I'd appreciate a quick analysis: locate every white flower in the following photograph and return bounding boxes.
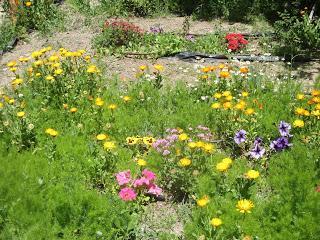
[28,123,34,130]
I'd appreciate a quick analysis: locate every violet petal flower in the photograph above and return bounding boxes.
[234,130,247,145]
[278,121,292,137]
[250,144,265,159]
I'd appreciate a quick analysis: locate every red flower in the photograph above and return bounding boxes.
[226,33,248,52]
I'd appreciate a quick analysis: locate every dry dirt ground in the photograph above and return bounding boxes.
[1,3,319,87]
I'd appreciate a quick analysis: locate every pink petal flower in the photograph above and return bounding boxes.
[142,169,156,181]
[133,177,150,188]
[119,187,137,201]
[147,184,163,196]
[116,170,131,186]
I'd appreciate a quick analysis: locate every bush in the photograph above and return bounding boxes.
[1,0,62,33]
[274,12,320,57]
[0,20,16,52]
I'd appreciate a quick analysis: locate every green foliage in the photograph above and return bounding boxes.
[0,20,16,52]
[2,0,63,33]
[94,28,226,57]
[274,12,320,57]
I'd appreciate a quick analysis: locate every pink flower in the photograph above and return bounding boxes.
[119,187,137,201]
[133,177,150,188]
[116,170,131,186]
[142,169,156,181]
[147,184,163,196]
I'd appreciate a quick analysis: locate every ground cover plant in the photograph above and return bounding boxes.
[0,46,319,239]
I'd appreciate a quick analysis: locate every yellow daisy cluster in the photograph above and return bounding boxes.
[211,90,257,115]
[294,89,320,121]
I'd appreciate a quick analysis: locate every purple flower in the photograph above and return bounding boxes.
[150,25,163,34]
[234,130,247,145]
[278,121,292,137]
[250,144,265,159]
[270,137,292,151]
[254,137,263,146]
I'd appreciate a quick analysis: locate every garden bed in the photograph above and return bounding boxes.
[0,46,319,239]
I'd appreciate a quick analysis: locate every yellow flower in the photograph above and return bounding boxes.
[236,199,254,214]
[54,69,63,75]
[211,102,221,109]
[143,137,155,146]
[210,218,222,228]
[19,57,29,62]
[296,94,305,100]
[45,128,58,137]
[96,134,108,141]
[201,67,210,73]
[244,108,255,115]
[225,95,233,101]
[223,101,232,109]
[95,97,104,107]
[87,65,99,73]
[154,64,164,72]
[139,65,147,71]
[295,107,305,115]
[219,71,230,78]
[241,91,249,97]
[203,143,215,153]
[303,109,310,116]
[48,55,59,62]
[17,111,25,118]
[187,142,197,149]
[293,119,304,128]
[103,141,116,150]
[235,101,246,110]
[213,93,222,99]
[178,133,188,141]
[8,99,15,104]
[311,110,320,117]
[33,60,43,67]
[9,67,17,72]
[63,103,68,109]
[216,161,230,172]
[222,91,231,97]
[245,170,260,179]
[108,104,117,110]
[222,157,232,166]
[240,67,249,74]
[197,195,209,207]
[123,96,131,102]
[312,97,320,103]
[11,78,23,86]
[218,63,225,69]
[46,75,54,81]
[31,51,42,59]
[0,102,3,108]
[179,158,191,167]
[7,61,17,67]
[84,55,91,61]
[311,89,320,96]
[196,141,205,148]
[70,107,77,113]
[316,104,320,110]
[126,137,138,145]
[137,159,147,166]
